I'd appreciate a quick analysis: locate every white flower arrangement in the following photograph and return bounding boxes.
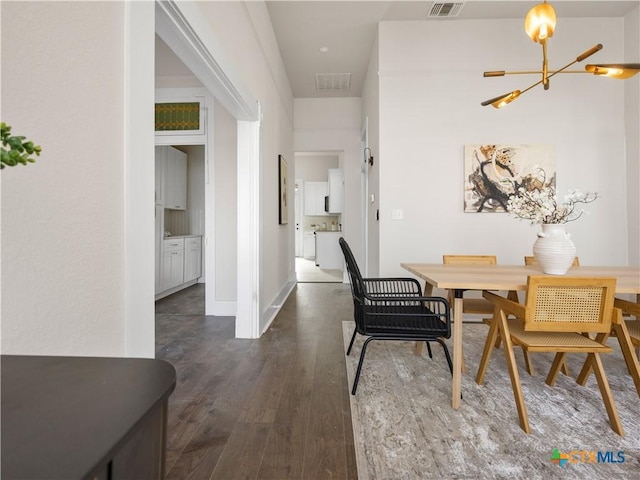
[506,168,599,225]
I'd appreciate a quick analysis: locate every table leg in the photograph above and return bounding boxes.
[413,282,434,356]
[452,290,463,409]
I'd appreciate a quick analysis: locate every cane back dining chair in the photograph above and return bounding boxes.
[340,237,453,395]
[575,297,640,398]
[524,256,580,267]
[475,276,623,436]
[442,255,500,319]
[521,256,579,377]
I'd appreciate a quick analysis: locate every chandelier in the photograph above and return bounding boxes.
[481,1,640,108]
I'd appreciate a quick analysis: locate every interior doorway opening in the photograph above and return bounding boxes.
[154,144,206,301]
[294,151,344,283]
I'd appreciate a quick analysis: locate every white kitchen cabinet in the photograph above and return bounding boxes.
[184,236,202,282]
[155,206,164,294]
[165,147,187,210]
[161,238,184,291]
[155,146,187,210]
[327,168,344,213]
[304,181,328,216]
[155,146,166,206]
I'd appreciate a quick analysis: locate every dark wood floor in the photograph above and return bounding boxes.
[155,283,358,480]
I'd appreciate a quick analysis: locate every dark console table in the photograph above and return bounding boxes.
[1,355,176,479]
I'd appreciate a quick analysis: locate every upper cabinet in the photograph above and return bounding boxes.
[304,181,328,216]
[155,146,166,206]
[156,146,187,210]
[327,168,343,214]
[166,147,187,210]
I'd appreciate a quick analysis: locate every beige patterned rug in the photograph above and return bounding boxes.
[343,322,640,479]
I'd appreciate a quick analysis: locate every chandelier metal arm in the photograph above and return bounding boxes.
[481,44,604,108]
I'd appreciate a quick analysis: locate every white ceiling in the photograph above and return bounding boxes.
[156,1,640,99]
[266,0,640,98]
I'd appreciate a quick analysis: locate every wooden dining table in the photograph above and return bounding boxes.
[400,263,640,409]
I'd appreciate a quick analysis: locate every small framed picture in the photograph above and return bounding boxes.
[278,155,288,224]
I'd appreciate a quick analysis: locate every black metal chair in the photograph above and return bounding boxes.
[339,237,453,394]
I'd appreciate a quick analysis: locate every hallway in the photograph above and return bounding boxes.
[295,257,343,283]
[155,283,358,479]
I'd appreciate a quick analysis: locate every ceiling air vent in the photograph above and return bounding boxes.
[315,73,351,92]
[428,2,466,18]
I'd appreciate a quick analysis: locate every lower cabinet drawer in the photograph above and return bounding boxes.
[185,236,201,249]
[163,239,184,252]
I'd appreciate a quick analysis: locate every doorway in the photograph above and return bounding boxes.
[294,152,344,283]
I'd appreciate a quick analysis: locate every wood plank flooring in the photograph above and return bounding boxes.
[155,283,358,479]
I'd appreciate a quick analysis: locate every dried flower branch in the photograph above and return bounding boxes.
[506,168,599,225]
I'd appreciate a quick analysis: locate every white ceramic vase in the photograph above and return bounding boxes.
[532,224,577,275]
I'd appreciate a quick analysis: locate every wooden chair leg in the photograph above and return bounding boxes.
[476,310,501,385]
[576,356,595,386]
[497,312,530,434]
[576,332,609,386]
[545,352,567,386]
[612,323,640,398]
[560,361,570,376]
[483,318,502,348]
[522,349,535,376]
[590,352,624,436]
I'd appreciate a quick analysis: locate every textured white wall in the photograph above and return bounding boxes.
[295,154,339,182]
[1,2,127,355]
[625,6,640,266]
[377,17,632,276]
[361,29,381,277]
[193,1,294,328]
[214,100,238,301]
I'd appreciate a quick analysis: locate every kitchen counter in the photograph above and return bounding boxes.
[315,231,343,269]
[163,234,201,240]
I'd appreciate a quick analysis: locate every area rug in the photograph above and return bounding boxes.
[343,322,640,480]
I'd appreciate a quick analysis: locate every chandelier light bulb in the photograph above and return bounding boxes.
[525,2,556,43]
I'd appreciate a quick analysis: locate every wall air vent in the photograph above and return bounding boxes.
[315,73,351,92]
[427,2,466,18]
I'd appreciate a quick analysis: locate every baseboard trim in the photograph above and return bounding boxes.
[211,300,237,317]
[155,279,198,301]
[260,273,297,335]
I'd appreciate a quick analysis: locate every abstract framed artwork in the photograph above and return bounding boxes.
[463,144,555,213]
[278,155,288,224]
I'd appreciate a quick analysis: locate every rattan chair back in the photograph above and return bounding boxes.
[523,276,616,333]
[524,256,580,266]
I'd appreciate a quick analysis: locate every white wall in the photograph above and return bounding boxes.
[294,98,363,267]
[214,99,238,302]
[361,28,381,276]
[1,2,128,355]
[295,154,339,181]
[377,17,633,276]
[192,1,295,332]
[625,6,640,266]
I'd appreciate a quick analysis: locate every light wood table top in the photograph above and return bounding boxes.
[401,264,640,294]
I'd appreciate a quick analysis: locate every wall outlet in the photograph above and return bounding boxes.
[391,209,403,220]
